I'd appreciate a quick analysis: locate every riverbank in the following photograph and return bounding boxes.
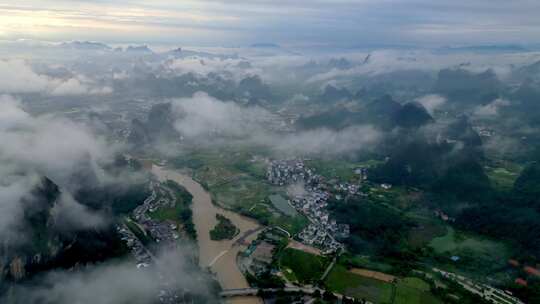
[152,165,262,304]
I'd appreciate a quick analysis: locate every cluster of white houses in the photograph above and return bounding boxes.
[267,159,350,254]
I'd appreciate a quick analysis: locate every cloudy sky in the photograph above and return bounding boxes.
[0,0,539,47]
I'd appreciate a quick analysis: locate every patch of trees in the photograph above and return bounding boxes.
[328,197,411,255]
[209,214,239,241]
[162,180,196,239]
[513,161,540,209]
[370,116,491,203]
[457,161,540,259]
[74,155,151,215]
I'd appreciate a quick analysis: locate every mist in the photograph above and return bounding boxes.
[2,247,218,304]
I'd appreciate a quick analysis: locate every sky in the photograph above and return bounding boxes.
[0,0,539,47]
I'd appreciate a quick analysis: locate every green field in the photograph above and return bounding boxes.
[429,227,506,256]
[181,150,308,234]
[148,202,185,221]
[429,226,510,276]
[304,159,384,182]
[279,248,329,284]
[485,165,522,192]
[210,175,308,234]
[406,212,447,249]
[171,145,270,179]
[345,255,394,273]
[325,265,394,304]
[394,278,441,304]
[211,175,272,209]
[305,159,359,181]
[326,265,442,304]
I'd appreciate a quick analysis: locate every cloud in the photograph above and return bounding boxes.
[0,60,52,93]
[166,56,261,82]
[416,94,446,115]
[0,95,216,303]
[0,60,112,96]
[0,95,114,179]
[171,92,274,138]
[473,98,510,117]
[272,125,380,156]
[0,173,40,243]
[0,95,117,242]
[170,92,380,156]
[50,77,113,96]
[3,0,540,46]
[305,50,538,85]
[3,247,217,304]
[51,193,108,231]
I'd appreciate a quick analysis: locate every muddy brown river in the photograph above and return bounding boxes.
[152,166,262,304]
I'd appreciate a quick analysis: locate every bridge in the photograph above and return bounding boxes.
[220,287,372,303]
[233,226,265,247]
[220,287,315,297]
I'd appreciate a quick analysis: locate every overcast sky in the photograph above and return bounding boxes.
[0,0,539,47]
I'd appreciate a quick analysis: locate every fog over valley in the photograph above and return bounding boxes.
[1,2,540,304]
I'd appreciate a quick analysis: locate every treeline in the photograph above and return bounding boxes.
[457,161,540,260]
[328,196,411,256]
[164,180,196,239]
[209,214,238,241]
[370,115,490,203]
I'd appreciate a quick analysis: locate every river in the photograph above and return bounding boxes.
[152,165,262,304]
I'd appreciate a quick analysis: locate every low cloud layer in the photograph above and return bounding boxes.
[416,94,446,115]
[0,173,40,243]
[3,248,217,304]
[0,60,112,96]
[0,95,116,243]
[473,98,510,117]
[171,92,381,156]
[166,56,261,82]
[272,125,380,156]
[0,95,113,183]
[51,193,108,231]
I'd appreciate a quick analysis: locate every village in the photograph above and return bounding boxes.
[266,159,353,254]
[116,180,188,303]
[132,181,182,245]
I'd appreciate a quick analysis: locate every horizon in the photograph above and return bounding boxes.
[1,1,540,48]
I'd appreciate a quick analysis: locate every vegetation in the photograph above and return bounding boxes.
[429,227,506,258]
[325,265,394,303]
[369,116,492,203]
[485,165,521,192]
[279,248,329,284]
[76,156,151,215]
[124,218,152,245]
[406,214,447,249]
[455,161,540,260]
[394,278,441,304]
[209,214,239,241]
[326,262,442,304]
[148,180,196,239]
[328,196,411,256]
[305,159,363,182]
[168,111,538,302]
[170,146,309,234]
